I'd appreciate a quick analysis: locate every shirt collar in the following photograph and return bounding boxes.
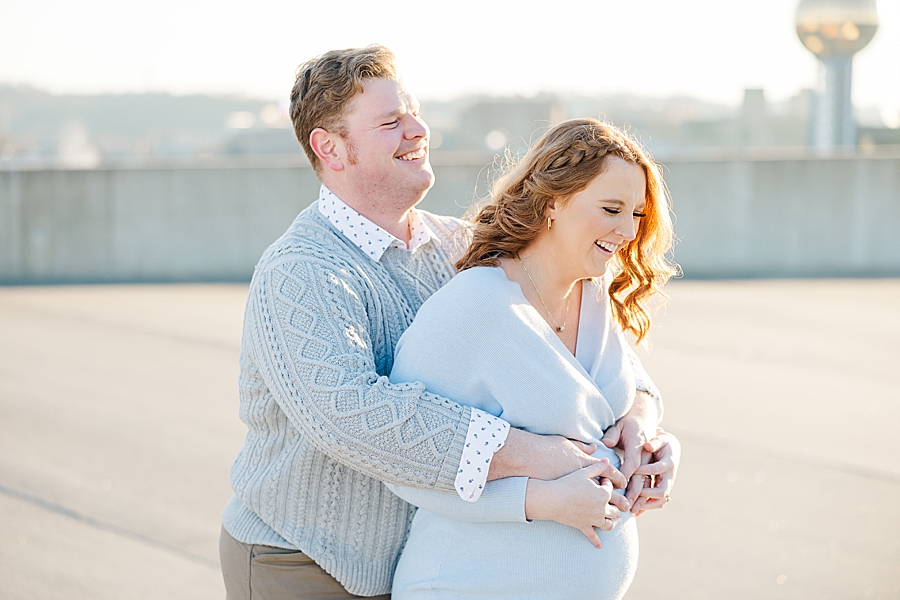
[317,184,439,261]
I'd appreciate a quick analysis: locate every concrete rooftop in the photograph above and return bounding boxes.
[0,279,897,599]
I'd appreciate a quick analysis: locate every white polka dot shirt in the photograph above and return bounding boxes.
[317,185,437,259]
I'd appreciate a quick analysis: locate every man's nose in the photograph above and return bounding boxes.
[404,113,429,140]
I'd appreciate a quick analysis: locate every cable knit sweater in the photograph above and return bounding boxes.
[222,204,473,596]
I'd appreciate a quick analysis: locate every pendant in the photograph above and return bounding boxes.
[557,326,565,332]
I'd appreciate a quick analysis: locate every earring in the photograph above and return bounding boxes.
[547,217,552,231]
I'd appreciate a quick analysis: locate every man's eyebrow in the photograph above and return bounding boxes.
[373,103,419,123]
[373,109,403,122]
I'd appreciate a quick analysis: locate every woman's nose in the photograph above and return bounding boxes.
[616,216,638,242]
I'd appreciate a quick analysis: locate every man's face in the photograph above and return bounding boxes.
[335,78,433,205]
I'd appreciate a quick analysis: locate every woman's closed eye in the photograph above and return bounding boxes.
[603,207,646,218]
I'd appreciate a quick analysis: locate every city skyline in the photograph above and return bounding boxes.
[1,0,899,127]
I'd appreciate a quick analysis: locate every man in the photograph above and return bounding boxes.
[219,45,675,599]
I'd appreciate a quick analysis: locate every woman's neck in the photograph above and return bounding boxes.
[515,237,581,302]
[500,243,584,352]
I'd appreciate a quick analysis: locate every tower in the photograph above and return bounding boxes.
[796,0,879,149]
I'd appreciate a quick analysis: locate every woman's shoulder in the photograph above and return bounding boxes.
[396,267,518,368]
[441,266,515,297]
[415,267,517,323]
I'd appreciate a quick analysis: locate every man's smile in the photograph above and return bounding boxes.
[396,146,427,161]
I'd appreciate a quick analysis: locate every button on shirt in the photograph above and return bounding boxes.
[317,184,508,502]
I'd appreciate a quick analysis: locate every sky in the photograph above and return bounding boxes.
[1,0,899,125]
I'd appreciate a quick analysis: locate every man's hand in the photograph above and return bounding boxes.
[487,428,601,481]
[630,429,680,515]
[524,459,630,549]
[600,390,659,480]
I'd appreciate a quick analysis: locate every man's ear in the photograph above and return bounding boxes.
[310,128,344,172]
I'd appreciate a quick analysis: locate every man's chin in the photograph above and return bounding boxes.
[412,166,435,193]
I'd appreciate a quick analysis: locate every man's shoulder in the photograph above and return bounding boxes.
[416,210,467,239]
[416,210,470,263]
[253,204,361,277]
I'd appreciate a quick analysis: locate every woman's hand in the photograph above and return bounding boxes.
[630,429,680,515]
[524,459,630,549]
[600,391,659,480]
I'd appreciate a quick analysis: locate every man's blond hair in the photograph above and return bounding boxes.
[290,45,398,173]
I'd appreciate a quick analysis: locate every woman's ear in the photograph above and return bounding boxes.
[546,198,559,221]
[310,128,344,172]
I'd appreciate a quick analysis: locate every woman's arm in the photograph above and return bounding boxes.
[631,428,681,515]
[600,390,660,480]
[385,477,529,523]
[525,462,631,549]
[387,459,629,548]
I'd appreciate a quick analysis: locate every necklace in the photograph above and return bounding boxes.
[519,256,570,333]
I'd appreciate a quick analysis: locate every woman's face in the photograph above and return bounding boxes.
[547,156,647,281]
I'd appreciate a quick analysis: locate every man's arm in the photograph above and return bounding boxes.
[487,429,604,481]
[247,258,470,491]
[250,251,620,494]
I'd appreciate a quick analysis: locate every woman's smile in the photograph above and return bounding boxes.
[546,156,647,282]
[595,240,619,255]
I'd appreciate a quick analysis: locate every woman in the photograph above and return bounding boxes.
[387,118,677,599]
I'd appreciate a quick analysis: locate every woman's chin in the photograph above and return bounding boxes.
[587,260,610,279]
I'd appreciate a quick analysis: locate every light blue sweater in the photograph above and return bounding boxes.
[388,266,650,600]
[222,206,475,596]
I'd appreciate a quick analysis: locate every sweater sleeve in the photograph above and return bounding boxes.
[384,478,529,523]
[246,256,470,492]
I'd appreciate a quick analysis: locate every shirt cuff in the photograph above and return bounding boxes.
[455,409,510,502]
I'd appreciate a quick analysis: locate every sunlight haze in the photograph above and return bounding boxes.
[1,0,898,124]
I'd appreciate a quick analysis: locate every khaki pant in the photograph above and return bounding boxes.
[219,526,391,600]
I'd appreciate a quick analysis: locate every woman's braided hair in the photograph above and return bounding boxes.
[455,118,677,343]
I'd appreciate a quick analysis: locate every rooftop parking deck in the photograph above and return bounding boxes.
[0,279,897,599]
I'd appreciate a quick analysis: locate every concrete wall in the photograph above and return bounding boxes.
[1,153,898,283]
[0,164,315,283]
[663,154,900,277]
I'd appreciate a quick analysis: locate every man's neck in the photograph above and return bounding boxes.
[356,204,413,243]
[323,180,422,243]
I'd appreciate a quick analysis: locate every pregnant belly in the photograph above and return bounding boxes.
[392,511,638,600]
